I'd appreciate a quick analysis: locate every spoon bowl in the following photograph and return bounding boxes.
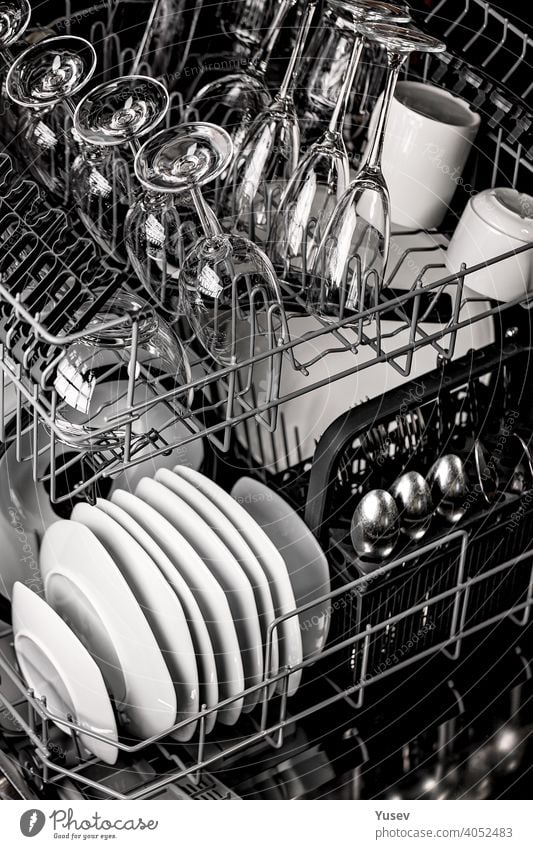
[427,454,468,524]
[351,489,400,560]
[391,471,433,540]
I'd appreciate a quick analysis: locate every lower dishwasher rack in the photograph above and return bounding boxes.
[0,345,532,800]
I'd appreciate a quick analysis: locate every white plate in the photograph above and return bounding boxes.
[174,467,303,697]
[138,477,255,715]
[170,466,280,689]
[100,494,218,734]
[231,478,330,658]
[155,469,267,709]
[113,486,244,725]
[71,502,199,742]
[40,520,177,739]
[12,582,118,765]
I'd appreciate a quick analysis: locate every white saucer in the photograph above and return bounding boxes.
[12,582,118,765]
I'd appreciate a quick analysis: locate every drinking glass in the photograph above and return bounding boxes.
[269,0,409,279]
[131,123,289,377]
[307,23,445,325]
[186,0,296,160]
[222,0,318,245]
[6,35,97,199]
[71,76,169,259]
[52,290,192,452]
[129,0,205,78]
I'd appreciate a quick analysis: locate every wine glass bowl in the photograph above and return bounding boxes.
[6,35,97,198]
[223,0,318,243]
[270,0,409,281]
[53,291,192,452]
[307,22,445,326]
[0,0,31,48]
[73,76,170,147]
[72,76,170,258]
[179,230,284,366]
[187,0,296,161]
[126,123,234,316]
[6,35,97,106]
[134,122,233,191]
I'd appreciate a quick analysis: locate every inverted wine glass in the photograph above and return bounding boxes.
[307,23,445,325]
[72,76,169,259]
[222,0,318,245]
[6,35,97,199]
[187,0,296,161]
[269,0,410,280]
[131,123,289,378]
[0,0,30,133]
[218,0,285,54]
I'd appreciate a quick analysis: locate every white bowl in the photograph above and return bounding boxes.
[446,188,533,301]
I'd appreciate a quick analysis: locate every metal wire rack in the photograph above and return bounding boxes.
[0,0,532,801]
[1,345,533,798]
[0,0,531,496]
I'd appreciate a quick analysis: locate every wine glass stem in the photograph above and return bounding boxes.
[277,0,318,103]
[364,51,406,171]
[190,186,222,239]
[131,0,163,73]
[327,34,365,138]
[128,137,142,158]
[248,0,296,79]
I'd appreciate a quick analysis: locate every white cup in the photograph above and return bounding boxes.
[368,81,481,229]
[446,188,533,302]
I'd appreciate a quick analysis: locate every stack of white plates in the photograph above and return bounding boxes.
[12,468,330,761]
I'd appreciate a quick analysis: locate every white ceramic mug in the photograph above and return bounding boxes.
[446,188,533,302]
[368,81,481,228]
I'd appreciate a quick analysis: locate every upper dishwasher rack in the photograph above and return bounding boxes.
[0,3,532,501]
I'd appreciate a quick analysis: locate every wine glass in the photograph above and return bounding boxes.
[52,290,192,452]
[0,0,30,63]
[71,76,169,259]
[129,0,205,78]
[186,0,296,161]
[125,122,221,317]
[218,0,285,54]
[131,123,289,367]
[222,0,318,245]
[0,0,30,134]
[269,0,410,280]
[6,35,97,199]
[297,0,408,142]
[307,23,445,325]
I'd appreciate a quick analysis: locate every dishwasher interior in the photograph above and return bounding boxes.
[0,0,532,801]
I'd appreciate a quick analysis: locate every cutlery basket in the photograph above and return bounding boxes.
[300,343,533,696]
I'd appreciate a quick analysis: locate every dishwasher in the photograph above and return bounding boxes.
[0,0,531,802]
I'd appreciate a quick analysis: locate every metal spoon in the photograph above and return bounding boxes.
[391,471,433,540]
[351,489,400,561]
[427,454,469,524]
